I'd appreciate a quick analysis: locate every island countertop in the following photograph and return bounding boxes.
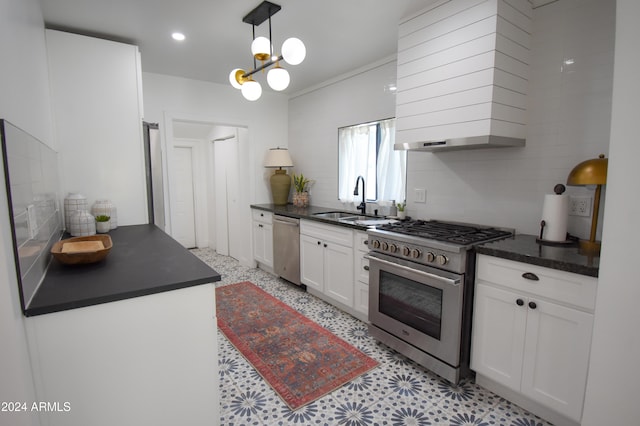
[25,224,221,316]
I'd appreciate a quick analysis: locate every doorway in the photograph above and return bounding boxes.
[163,115,249,263]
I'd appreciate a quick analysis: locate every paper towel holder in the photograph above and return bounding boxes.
[536,183,575,246]
[566,154,608,254]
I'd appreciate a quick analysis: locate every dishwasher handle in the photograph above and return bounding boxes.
[274,216,300,227]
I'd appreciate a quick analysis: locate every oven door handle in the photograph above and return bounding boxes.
[365,255,461,287]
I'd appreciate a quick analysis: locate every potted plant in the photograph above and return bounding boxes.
[95,215,111,233]
[397,202,406,220]
[292,173,312,207]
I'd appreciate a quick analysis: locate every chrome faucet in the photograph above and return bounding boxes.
[353,176,366,215]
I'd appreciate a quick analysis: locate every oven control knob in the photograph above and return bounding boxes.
[436,254,448,265]
[389,243,398,253]
[426,252,435,262]
[410,248,421,259]
[402,246,410,256]
[381,241,389,251]
[371,240,380,249]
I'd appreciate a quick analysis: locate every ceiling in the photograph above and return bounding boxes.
[39,0,435,95]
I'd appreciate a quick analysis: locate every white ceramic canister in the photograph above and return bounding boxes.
[91,199,117,229]
[69,210,96,237]
[64,193,88,231]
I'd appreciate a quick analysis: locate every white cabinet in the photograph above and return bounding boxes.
[252,209,273,269]
[300,220,354,309]
[353,231,370,320]
[472,255,597,426]
[46,30,147,225]
[26,284,219,426]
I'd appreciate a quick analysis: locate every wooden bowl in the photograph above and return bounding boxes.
[51,235,113,265]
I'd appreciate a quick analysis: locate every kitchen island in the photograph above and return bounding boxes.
[24,224,221,426]
[26,224,221,315]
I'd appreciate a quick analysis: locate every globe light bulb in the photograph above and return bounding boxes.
[251,36,271,61]
[228,68,244,89]
[282,38,306,65]
[241,80,262,101]
[267,66,290,91]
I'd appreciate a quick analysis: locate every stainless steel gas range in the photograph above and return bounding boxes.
[366,220,512,384]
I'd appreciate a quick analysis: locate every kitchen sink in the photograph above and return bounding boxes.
[312,211,397,226]
[312,211,358,219]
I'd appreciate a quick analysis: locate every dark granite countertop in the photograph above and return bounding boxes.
[25,224,221,316]
[251,203,380,230]
[475,234,599,278]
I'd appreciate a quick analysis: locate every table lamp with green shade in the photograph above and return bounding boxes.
[566,154,608,254]
[264,147,293,205]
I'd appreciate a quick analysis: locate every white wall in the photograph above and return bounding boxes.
[0,0,52,424]
[288,1,615,238]
[46,30,148,226]
[288,58,398,210]
[141,72,289,265]
[582,0,640,424]
[405,0,614,235]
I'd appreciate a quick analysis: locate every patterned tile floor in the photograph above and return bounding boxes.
[191,248,553,426]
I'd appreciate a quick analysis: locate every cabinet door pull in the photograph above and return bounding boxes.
[317,241,321,245]
[364,240,369,245]
[522,272,539,281]
[528,301,537,310]
[364,265,370,271]
[260,213,264,217]
[516,298,524,306]
[324,243,328,248]
[258,224,263,228]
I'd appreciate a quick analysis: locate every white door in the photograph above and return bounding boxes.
[324,243,354,306]
[171,145,196,248]
[214,136,241,260]
[521,300,594,421]
[471,283,527,391]
[300,234,324,291]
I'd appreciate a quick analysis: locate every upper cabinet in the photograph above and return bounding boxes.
[46,30,147,225]
[395,0,531,151]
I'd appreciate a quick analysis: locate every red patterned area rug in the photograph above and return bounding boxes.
[216,281,379,410]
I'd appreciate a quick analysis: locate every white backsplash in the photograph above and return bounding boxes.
[289,0,614,239]
[1,120,62,309]
[405,0,614,237]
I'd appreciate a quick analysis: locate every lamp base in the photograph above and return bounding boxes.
[578,239,601,255]
[270,169,291,205]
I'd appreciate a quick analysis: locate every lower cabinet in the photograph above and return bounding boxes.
[25,284,219,426]
[471,254,597,426]
[300,220,354,310]
[353,231,370,320]
[252,209,273,269]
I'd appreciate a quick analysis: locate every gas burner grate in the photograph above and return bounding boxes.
[378,220,512,245]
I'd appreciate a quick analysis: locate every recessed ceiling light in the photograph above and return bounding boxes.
[172,32,186,41]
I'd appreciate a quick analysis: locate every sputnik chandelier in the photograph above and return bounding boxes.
[229,1,306,101]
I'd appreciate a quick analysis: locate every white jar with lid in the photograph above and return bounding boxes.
[69,210,96,236]
[64,193,87,231]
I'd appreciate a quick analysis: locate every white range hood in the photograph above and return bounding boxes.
[394,0,532,152]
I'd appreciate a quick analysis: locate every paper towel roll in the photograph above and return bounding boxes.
[541,194,568,242]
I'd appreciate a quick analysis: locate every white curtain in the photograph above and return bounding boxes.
[376,119,406,205]
[338,124,375,203]
[338,118,406,205]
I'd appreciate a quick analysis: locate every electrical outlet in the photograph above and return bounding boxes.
[415,188,426,203]
[569,196,592,217]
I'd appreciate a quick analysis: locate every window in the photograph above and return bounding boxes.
[338,118,406,205]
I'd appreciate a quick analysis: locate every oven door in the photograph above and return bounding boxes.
[368,252,464,366]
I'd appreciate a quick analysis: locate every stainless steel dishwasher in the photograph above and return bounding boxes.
[273,215,301,286]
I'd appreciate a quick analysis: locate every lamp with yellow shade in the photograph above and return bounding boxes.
[264,147,293,205]
[566,154,608,254]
